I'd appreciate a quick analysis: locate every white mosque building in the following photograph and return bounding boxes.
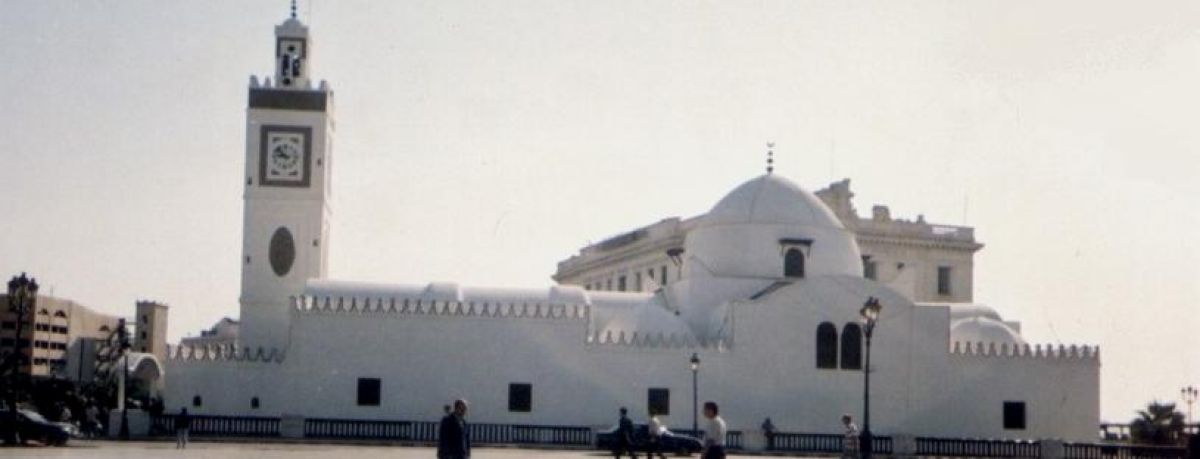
[164,13,1100,442]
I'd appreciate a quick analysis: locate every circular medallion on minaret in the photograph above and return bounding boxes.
[269,227,296,277]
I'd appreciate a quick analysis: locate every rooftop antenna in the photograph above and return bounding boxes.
[766,142,775,174]
[290,0,297,19]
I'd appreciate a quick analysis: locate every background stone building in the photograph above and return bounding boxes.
[553,178,983,304]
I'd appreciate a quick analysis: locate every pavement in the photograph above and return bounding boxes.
[3,440,808,458]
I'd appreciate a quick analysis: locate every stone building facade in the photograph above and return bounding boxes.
[553,178,982,304]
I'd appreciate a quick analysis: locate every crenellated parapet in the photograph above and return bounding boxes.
[586,329,727,351]
[291,295,591,321]
[950,341,1099,361]
[165,343,286,363]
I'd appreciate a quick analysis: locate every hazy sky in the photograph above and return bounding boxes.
[2,1,1198,422]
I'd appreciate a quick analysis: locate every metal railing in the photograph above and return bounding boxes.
[1064,442,1188,459]
[769,432,892,454]
[303,418,591,446]
[916,437,1040,458]
[151,414,280,437]
[304,418,435,441]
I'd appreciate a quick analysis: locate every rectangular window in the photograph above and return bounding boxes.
[862,256,877,280]
[1,322,14,330]
[648,388,670,416]
[1003,401,1026,430]
[937,266,952,295]
[357,378,381,406]
[508,383,532,412]
[661,266,668,286]
[635,273,642,291]
[618,276,627,292]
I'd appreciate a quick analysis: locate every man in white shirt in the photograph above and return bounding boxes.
[702,401,727,459]
[646,410,667,459]
[841,414,860,459]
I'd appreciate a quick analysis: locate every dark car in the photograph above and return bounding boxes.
[597,423,703,456]
[0,409,71,446]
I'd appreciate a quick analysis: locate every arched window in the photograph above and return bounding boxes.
[816,322,838,369]
[250,397,260,409]
[784,248,805,278]
[841,323,863,370]
[192,395,203,407]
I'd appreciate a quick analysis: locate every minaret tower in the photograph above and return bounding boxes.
[239,6,333,349]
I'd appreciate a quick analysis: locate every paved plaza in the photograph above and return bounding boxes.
[4,440,783,458]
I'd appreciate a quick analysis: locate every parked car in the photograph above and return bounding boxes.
[596,423,703,456]
[0,409,71,446]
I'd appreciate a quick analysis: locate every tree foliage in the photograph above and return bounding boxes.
[1130,401,1186,445]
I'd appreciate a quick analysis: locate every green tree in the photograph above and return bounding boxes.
[1130,401,1186,445]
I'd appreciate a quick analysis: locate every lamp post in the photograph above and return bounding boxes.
[859,296,882,459]
[5,272,38,445]
[117,318,130,440]
[1183,386,1198,426]
[690,353,700,435]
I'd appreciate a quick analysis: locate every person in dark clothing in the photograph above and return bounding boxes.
[174,408,191,449]
[762,417,777,450]
[613,407,638,459]
[437,399,471,459]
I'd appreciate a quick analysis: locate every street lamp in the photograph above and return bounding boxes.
[117,318,131,440]
[1183,386,1198,426]
[690,353,700,435]
[859,296,882,459]
[5,272,38,445]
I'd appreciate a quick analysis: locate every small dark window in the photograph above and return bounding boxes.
[269,227,297,277]
[618,276,627,292]
[816,322,838,369]
[937,266,952,295]
[141,315,148,324]
[841,323,863,370]
[251,397,260,409]
[784,248,805,278]
[357,378,381,406]
[1,322,13,330]
[648,388,670,416]
[1003,401,1026,430]
[863,257,877,280]
[140,331,147,340]
[661,266,668,286]
[508,383,532,412]
[192,396,202,407]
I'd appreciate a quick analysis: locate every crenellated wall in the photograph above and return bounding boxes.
[165,343,286,363]
[950,341,1100,360]
[291,295,590,321]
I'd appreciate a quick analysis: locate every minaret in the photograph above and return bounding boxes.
[239,8,334,350]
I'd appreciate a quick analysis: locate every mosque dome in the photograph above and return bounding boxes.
[950,316,1026,346]
[682,174,863,280]
[705,174,845,229]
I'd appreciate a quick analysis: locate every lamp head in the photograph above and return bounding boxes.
[689,353,700,371]
[860,297,882,322]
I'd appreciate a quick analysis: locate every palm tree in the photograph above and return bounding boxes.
[1130,401,1186,445]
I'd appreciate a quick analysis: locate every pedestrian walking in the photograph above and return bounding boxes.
[174,408,191,449]
[613,407,638,459]
[762,417,776,450]
[702,402,727,459]
[644,409,667,459]
[84,403,100,439]
[841,414,860,459]
[437,399,471,459]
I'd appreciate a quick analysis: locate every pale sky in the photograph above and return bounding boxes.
[2,0,1198,422]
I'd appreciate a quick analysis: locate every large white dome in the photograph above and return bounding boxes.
[682,174,863,280]
[706,174,846,229]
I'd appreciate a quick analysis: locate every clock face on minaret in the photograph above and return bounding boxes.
[259,125,312,187]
